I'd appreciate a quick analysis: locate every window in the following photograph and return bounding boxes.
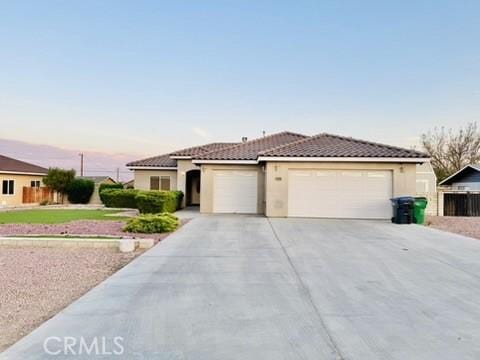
[31,180,41,188]
[150,176,170,191]
[160,176,170,190]
[150,176,160,190]
[2,180,14,195]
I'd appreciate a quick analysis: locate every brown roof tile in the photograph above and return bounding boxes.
[0,155,48,174]
[170,142,239,157]
[194,132,308,161]
[126,153,177,168]
[259,133,428,158]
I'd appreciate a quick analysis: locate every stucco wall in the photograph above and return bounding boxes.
[265,162,417,217]
[133,170,177,191]
[0,173,45,206]
[200,164,265,214]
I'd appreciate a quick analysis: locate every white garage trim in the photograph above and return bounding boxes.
[213,170,258,213]
[288,169,393,219]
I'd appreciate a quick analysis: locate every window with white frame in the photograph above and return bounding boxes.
[150,176,170,191]
[31,180,41,188]
[2,180,14,195]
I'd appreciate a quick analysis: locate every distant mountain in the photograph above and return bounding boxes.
[0,138,140,182]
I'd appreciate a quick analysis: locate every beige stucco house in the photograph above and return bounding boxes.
[0,154,48,207]
[127,131,430,219]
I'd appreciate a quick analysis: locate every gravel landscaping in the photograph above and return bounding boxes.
[0,220,171,241]
[0,247,142,352]
[427,216,480,240]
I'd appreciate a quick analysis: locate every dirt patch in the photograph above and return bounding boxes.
[0,247,142,352]
[427,216,480,240]
[0,220,170,241]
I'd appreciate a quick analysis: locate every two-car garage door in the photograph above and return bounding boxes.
[288,170,392,219]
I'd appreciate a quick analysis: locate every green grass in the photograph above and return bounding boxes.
[8,235,122,239]
[0,209,128,224]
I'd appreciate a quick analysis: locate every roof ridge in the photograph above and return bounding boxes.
[321,133,427,155]
[258,133,318,155]
[170,141,239,156]
[192,131,308,159]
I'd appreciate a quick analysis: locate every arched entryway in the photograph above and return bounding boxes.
[186,169,201,206]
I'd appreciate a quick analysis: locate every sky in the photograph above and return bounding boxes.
[0,0,479,159]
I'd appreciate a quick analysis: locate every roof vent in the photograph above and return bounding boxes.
[242,137,248,143]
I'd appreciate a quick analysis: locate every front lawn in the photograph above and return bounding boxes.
[0,209,127,224]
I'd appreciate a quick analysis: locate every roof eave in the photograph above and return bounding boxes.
[257,156,430,163]
[438,165,477,185]
[127,166,178,170]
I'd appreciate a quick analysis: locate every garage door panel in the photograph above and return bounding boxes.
[288,169,392,219]
[213,171,258,214]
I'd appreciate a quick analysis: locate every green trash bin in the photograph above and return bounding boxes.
[413,197,428,224]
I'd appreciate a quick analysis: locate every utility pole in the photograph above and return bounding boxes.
[79,153,84,176]
[116,168,120,182]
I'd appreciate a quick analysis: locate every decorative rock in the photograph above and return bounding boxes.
[119,239,135,253]
[138,238,154,249]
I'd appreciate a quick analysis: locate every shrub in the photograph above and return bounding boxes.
[101,189,139,208]
[172,190,184,210]
[66,179,95,204]
[123,213,179,233]
[135,191,181,214]
[99,183,124,202]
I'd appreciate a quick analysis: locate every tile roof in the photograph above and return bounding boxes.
[0,154,48,174]
[170,142,239,157]
[194,132,308,161]
[259,133,428,158]
[126,153,177,168]
[77,176,116,184]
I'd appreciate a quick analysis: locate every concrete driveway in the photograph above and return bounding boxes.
[2,216,480,359]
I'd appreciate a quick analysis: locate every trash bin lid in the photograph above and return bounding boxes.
[391,196,415,204]
[414,197,428,207]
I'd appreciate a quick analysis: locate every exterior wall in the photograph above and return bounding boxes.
[265,162,417,217]
[199,164,265,214]
[0,173,45,207]
[133,170,177,191]
[416,162,438,216]
[451,181,480,191]
[176,160,201,207]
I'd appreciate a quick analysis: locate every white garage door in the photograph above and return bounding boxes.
[213,170,258,213]
[288,170,392,219]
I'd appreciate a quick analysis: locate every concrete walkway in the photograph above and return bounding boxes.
[2,216,480,359]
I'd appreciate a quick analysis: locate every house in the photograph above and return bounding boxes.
[438,165,480,190]
[77,176,117,205]
[127,131,430,219]
[437,165,480,217]
[0,154,48,207]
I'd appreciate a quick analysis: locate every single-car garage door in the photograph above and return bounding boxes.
[288,170,392,219]
[213,170,258,213]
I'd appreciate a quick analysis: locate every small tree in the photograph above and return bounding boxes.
[67,179,95,204]
[43,168,76,203]
[421,122,480,182]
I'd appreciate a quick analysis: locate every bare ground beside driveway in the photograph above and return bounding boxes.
[0,247,141,352]
[427,216,480,240]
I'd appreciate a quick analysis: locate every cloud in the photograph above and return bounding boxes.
[192,127,209,139]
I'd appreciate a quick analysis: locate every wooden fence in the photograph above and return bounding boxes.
[22,187,54,204]
[444,193,480,216]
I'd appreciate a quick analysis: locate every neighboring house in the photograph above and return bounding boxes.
[438,165,480,190]
[437,165,480,217]
[77,176,116,205]
[127,131,430,219]
[123,179,134,189]
[0,154,48,207]
[416,162,438,216]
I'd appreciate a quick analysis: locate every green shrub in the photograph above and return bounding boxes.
[101,189,139,208]
[123,213,179,233]
[99,183,124,202]
[134,190,183,214]
[66,179,95,204]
